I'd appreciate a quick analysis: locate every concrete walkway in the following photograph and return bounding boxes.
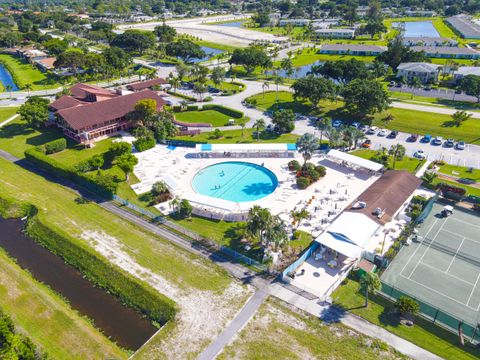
[0,114,19,127]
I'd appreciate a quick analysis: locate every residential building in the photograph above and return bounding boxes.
[403,36,457,47]
[411,46,480,59]
[319,44,387,56]
[453,66,480,81]
[279,18,310,27]
[314,28,355,39]
[397,62,442,83]
[34,57,56,72]
[127,78,167,92]
[404,9,436,17]
[311,19,340,29]
[49,83,166,145]
[446,14,480,39]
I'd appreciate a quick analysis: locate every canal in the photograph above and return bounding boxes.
[0,217,157,351]
[0,64,19,91]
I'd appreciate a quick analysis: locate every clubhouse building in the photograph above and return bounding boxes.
[49,83,166,145]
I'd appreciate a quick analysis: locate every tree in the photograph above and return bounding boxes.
[154,22,177,42]
[253,118,266,140]
[311,59,370,85]
[262,81,269,98]
[388,144,406,169]
[54,48,85,75]
[291,75,337,109]
[395,296,420,319]
[24,83,33,95]
[179,199,192,218]
[409,76,422,99]
[89,154,104,170]
[459,75,480,102]
[109,141,132,158]
[377,35,429,69]
[296,133,318,166]
[102,46,132,73]
[364,19,387,38]
[278,0,292,16]
[253,11,270,27]
[317,118,331,148]
[272,109,295,133]
[43,38,68,55]
[290,209,311,229]
[175,62,189,81]
[360,272,381,307]
[451,110,472,127]
[152,180,168,195]
[193,82,207,101]
[151,111,177,142]
[128,99,157,126]
[168,73,180,92]
[166,39,206,63]
[342,79,390,117]
[264,216,288,251]
[18,96,49,128]
[211,66,225,89]
[229,47,272,74]
[280,57,293,78]
[5,84,12,98]
[111,30,156,54]
[116,153,138,181]
[247,205,273,242]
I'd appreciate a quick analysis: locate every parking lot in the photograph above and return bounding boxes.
[388,86,478,103]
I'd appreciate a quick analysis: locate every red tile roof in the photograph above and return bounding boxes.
[35,57,56,69]
[57,90,166,131]
[127,78,167,91]
[49,95,84,112]
[69,83,118,100]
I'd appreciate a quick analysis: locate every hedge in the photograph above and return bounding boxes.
[44,138,67,154]
[201,104,243,118]
[166,90,196,102]
[25,214,177,326]
[186,105,199,111]
[24,148,117,198]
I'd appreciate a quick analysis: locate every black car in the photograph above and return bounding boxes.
[387,130,399,139]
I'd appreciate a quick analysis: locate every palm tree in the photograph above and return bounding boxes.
[262,81,269,98]
[273,72,283,102]
[247,205,273,243]
[179,100,189,111]
[388,144,406,169]
[170,197,180,212]
[325,127,343,149]
[296,133,318,166]
[5,84,12,98]
[409,76,422,99]
[451,110,472,127]
[24,83,32,96]
[360,272,382,307]
[290,209,311,229]
[238,118,247,138]
[280,57,293,78]
[253,118,266,140]
[193,82,207,101]
[168,75,180,92]
[317,118,330,148]
[264,216,288,251]
[350,127,366,149]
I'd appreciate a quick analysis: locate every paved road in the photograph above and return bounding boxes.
[391,101,480,118]
[389,85,478,103]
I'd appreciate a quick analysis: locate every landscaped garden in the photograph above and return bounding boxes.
[173,105,244,127]
[352,149,425,173]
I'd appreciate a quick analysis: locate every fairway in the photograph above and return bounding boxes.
[382,202,480,332]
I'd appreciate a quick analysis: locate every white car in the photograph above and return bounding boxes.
[414,150,426,159]
[352,122,361,129]
[433,136,443,145]
[366,126,378,134]
[378,129,387,136]
[332,120,343,128]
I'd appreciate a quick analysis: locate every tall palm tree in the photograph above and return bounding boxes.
[273,72,283,102]
[360,272,381,307]
[296,133,318,166]
[253,118,266,140]
[262,81,269,98]
[388,144,406,169]
[247,205,273,243]
[317,119,330,148]
[324,127,343,149]
[409,77,422,100]
[5,84,12,98]
[264,216,288,251]
[24,83,32,96]
[290,209,311,229]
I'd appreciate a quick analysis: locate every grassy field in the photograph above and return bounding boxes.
[0,107,18,122]
[0,247,126,359]
[173,127,300,144]
[333,277,480,360]
[352,149,426,173]
[390,91,480,110]
[433,177,480,197]
[0,54,59,90]
[195,40,238,52]
[289,48,376,66]
[438,164,480,181]
[174,109,236,127]
[219,298,406,360]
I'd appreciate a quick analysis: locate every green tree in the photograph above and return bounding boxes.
[111,30,156,54]
[247,205,273,242]
[43,38,69,55]
[102,46,132,74]
[272,109,295,133]
[459,75,480,102]
[154,22,177,42]
[253,11,270,27]
[211,66,225,89]
[290,209,311,229]
[116,153,138,181]
[291,75,337,109]
[451,110,472,127]
[311,59,370,85]
[342,79,390,117]
[396,296,420,319]
[229,47,272,74]
[388,144,406,169]
[179,199,192,218]
[54,48,86,75]
[360,272,381,307]
[317,118,331,148]
[296,133,318,166]
[364,20,387,38]
[89,154,104,170]
[409,76,422,99]
[175,62,189,81]
[166,39,206,63]
[18,96,49,128]
[280,57,294,78]
[152,180,168,195]
[253,118,266,140]
[377,35,429,69]
[193,82,207,101]
[128,99,157,126]
[109,141,132,158]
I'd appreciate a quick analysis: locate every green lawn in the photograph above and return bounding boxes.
[0,247,126,359]
[174,109,235,127]
[0,54,59,90]
[333,277,480,360]
[438,164,480,182]
[247,91,313,114]
[433,178,480,197]
[219,298,406,360]
[195,40,238,52]
[50,136,116,165]
[0,158,232,293]
[390,91,480,110]
[173,127,300,144]
[352,149,426,173]
[0,107,18,122]
[288,48,376,66]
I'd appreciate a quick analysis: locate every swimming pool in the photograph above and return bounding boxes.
[393,21,440,37]
[192,162,278,202]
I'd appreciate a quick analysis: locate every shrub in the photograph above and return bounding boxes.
[201,104,243,118]
[179,199,192,218]
[203,96,213,102]
[288,160,301,171]
[44,138,67,154]
[309,169,321,182]
[75,159,93,173]
[315,165,327,177]
[109,141,132,158]
[172,105,182,112]
[0,308,40,358]
[186,105,198,111]
[133,137,156,152]
[152,192,172,204]
[297,176,310,189]
[396,296,420,316]
[212,129,223,139]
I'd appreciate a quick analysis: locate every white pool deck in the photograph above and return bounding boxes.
[129,143,380,226]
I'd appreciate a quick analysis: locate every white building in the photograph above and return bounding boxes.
[314,28,355,39]
[453,66,480,81]
[397,62,442,83]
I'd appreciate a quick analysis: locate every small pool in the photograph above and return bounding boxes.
[188,46,225,63]
[393,21,440,37]
[192,162,278,202]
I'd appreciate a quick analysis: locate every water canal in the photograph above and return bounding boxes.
[0,217,157,350]
[0,64,19,91]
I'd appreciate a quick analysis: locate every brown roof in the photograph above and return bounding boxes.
[57,90,166,131]
[69,83,118,100]
[36,57,56,69]
[127,78,167,91]
[49,95,84,112]
[349,170,422,225]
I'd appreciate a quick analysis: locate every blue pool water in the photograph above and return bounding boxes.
[216,21,245,28]
[394,21,440,37]
[189,46,225,63]
[266,61,324,79]
[192,162,278,202]
[0,64,19,91]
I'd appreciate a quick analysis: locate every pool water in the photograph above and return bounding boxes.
[394,21,440,37]
[216,21,245,28]
[188,46,225,63]
[0,64,19,91]
[192,162,278,202]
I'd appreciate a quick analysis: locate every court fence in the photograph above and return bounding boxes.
[379,281,480,343]
[112,195,267,271]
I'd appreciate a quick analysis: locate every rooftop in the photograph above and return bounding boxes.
[397,62,441,73]
[320,44,387,52]
[127,78,167,91]
[447,14,480,38]
[454,66,480,76]
[411,46,480,55]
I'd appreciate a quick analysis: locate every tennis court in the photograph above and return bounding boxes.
[382,202,480,327]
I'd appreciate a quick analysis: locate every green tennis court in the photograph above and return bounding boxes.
[382,202,480,327]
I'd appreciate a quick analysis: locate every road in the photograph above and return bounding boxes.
[391,101,480,118]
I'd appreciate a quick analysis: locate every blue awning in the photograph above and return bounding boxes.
[287,143,297,150]
[201,144,212,151]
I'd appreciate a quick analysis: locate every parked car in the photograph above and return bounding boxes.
[456,141,465,150]
[361,139,372,148]
[413,150,426,159]
[266,124,274,131]
[433,136,443,145]
[444,138,455,148]
[395,82,402,88]
[366,126,378,135]
[421,134,432,143]
[408,134,419,142]
[455,89,462,94]
[352,122,361,129]
[378,129,387,136]
[424,85,432,91]
[387,130,399,139]
[332,120,343,128]
[360,125,370,132]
